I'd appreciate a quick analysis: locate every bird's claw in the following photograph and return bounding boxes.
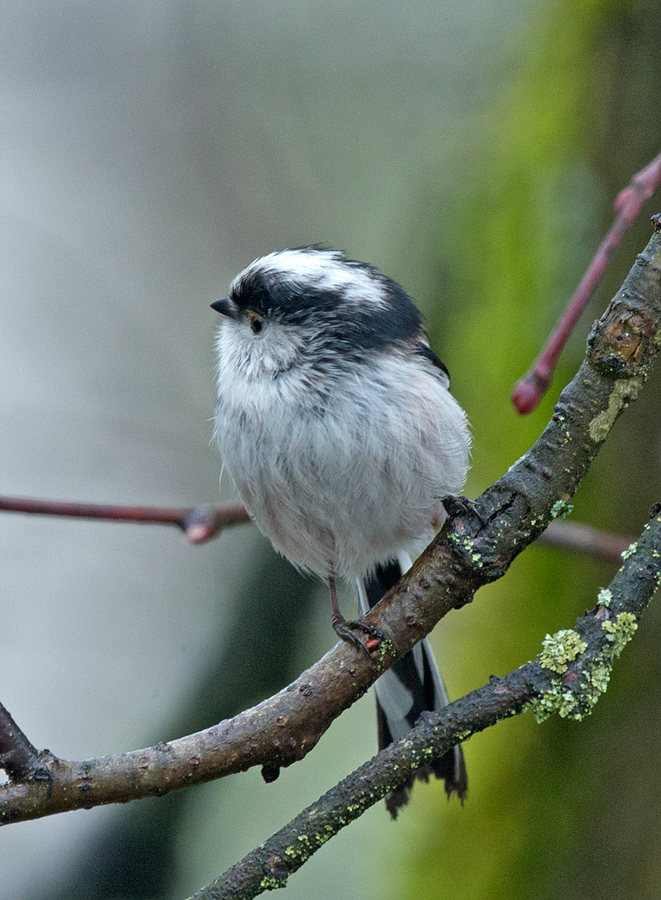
[442,494,486,527]
[332,617,385,656]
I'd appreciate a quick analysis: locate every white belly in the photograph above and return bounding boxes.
[215,350,469,581]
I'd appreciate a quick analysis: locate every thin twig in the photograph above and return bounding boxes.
[0,497,250,544]
[0,502,634,561]
[512,151,661,414]
[537,520,634,561]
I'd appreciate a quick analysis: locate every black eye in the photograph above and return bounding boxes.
[249,314,264,334]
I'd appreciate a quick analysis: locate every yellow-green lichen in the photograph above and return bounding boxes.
[582,661,611,697]
[597,588,613,608]
[284,834,313,862]
[375,639,395,662]
[539,629,587,674]
[550,499,573,519]
[527,681,583,723]
[448,533,483,566]
[621,541,638,560]
[574,614,638,713]
[259,874,284,890]
[601,612,638,655]
[529,611,639,724]
[589,377,642,443]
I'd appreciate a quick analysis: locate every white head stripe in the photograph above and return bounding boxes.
[232,249,389,309]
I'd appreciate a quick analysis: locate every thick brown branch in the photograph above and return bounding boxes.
[196,514,661,899]
[0,220,659,827]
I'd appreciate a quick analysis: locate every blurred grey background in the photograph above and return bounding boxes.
[1,2,660,899]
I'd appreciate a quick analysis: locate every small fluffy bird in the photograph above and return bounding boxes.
[212,247,470,814]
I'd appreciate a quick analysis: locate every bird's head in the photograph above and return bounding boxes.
[212,247,424,378]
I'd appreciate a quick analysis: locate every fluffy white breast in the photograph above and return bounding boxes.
[214,333,470,581]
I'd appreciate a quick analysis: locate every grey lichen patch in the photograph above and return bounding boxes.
[589,377,642,442]
[539,629,587,674]
[550,499,573,519]
[597,588,613,608]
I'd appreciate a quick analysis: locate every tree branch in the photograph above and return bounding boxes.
[0,703,39,782]
[536,520,635,561]
[0,497,631,560]
[194,512,661,899]
[0,496,249,543]
[0,218,659,828]
[512,152,661,413]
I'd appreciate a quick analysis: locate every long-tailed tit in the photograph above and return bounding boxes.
[212,247,470,814]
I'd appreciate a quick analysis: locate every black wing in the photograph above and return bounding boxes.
[415,341,450,383]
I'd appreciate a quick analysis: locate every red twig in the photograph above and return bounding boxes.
[0,496,635,560]
[512,151,661,414]
[0,496,250,544]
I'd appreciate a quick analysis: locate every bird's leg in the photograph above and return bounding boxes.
[329,569,383,655]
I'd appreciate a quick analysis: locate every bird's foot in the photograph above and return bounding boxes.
[442,494,487,527]
[332,614,385,656]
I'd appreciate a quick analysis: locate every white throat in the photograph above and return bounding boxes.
[216,319,306,380]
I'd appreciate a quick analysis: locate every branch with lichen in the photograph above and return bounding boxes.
[193,515,661,900]
[0,220,659,832]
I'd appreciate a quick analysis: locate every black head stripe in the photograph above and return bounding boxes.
[230,248,426,354]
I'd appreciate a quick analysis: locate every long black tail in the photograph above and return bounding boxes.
[359,557,467,818]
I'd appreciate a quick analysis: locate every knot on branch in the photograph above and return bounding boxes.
[587,303,657,379]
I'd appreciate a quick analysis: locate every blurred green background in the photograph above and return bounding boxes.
[1,1,660,898]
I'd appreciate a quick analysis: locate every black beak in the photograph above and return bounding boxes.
[211,297,237,318]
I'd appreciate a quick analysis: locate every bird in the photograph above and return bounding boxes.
[211,246,470,815]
